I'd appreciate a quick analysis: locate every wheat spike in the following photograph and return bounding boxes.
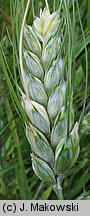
[19,0,80,199]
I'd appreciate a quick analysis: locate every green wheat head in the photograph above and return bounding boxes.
[19,0,80,197]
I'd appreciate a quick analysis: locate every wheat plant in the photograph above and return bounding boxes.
[0,0,89,200]
[18,0,82,200]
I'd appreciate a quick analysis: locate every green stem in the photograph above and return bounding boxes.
[76,0,88,128]
[53,0,56,11]
[53,176,64,200]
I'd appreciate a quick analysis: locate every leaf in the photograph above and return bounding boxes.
[75,31,90,58]
[0,162,18,175]
[2,136,13,158]
[40,186,53,200]
[0,193,10,200]
[87,0,90,31]
[0,46,28,124]
[74,65,84,92]
[17,150,32,199]
[67,170,90,199]
[0,48,32,199]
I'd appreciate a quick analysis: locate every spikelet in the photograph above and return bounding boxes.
[55,123,80,175]
[81,112,90,135]
[31,154,56,184]
[26,124,54,165]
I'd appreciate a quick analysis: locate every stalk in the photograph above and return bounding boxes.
[76,0,88,129]
[53,177,64,200]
